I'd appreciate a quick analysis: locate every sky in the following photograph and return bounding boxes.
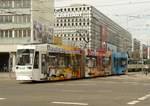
[55,0,150,44]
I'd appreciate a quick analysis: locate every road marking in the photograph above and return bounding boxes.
[0,98,6,100]
[127,94,150,105]
[127,100,140,105]
[52,102,88,105]
[138,94,150,101]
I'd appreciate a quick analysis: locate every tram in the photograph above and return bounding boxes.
[15,44,84,81]
[15,44,128,81]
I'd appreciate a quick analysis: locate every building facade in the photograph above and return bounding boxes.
[54,4,132,52]
[142,44,148,59]
[131,38,141,60]
[0,0,54,72]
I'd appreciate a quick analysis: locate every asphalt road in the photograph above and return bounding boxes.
[0,73,150,106]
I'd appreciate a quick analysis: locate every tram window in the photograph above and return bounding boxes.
[41,54,47,74]
[114,58,118,67]
[59,56,65,67]
[34,52,39,68]
[64,56,70,67]
[86,57,96,68]
[48,53,59,68]
[120,59,127,67]
[102,57,110,66]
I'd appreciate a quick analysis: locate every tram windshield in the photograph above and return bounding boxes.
[17,49,34,65]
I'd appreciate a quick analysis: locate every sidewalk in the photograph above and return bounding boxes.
[134,72,150,79]
[123,72,150,80]
[0,72,16,80]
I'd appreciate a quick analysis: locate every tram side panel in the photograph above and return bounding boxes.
[112,52,128,75]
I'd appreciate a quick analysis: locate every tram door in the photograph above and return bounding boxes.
[32,51,40,80]
[41,54,47,75]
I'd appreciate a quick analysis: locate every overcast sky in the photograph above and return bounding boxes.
[55,0,150,44]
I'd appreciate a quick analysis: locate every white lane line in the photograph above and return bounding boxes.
[52,102,88,105]
[127,94,150,105]
[138,94,150,101]
[127,100,140,105]
[0,98,6,100]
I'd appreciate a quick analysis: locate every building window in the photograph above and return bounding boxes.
[0,16,13,23]
[5,30,9,38]
[23,30,26,37]
[27,29,31,37]
[68,23,70,26]
[87,22,89,26]
[9,30,12,37]
[79,38,82,41]
[0,30,12,38]
[83,7,86,10]
[14,28,30,38]
[14,0,31,8]
[72,23,74,26]
[23,0,31,8]
[0,30,4,38]
[0,0,13,9]
[19,30,22,37]
[14,15,31,23]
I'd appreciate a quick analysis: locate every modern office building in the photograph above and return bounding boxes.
[54,4,132,52]
[142,44,148,59]
[131,38,141,60]
[0,0,54,72]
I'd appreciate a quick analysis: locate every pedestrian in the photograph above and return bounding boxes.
[145,69,148,76]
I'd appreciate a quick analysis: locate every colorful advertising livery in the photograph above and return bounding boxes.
[15,44,128,81]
